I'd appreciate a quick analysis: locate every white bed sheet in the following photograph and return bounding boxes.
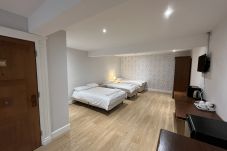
[72,87,126,110]
[119,79,146,86]
[104,82,138,93]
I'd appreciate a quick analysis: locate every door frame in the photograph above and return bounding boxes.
[0,26,51,145]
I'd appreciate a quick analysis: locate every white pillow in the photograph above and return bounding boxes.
[74,86,91,91]
[86,83,99,87]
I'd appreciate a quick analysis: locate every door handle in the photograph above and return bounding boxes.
[31,95,38,107]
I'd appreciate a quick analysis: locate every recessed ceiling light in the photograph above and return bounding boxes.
[164,6,174,19]
[102,28,107,34]
[172,49,176,52]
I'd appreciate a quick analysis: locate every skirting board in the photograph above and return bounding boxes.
[68,100,73,104]
[42,136,52,145]
[68,99,75,104]
[148,88,172,94]
[51,123,70,139]
[42,123,70,145]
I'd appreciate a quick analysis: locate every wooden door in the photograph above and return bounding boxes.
[173,56,192,97]
[0,35,41,151]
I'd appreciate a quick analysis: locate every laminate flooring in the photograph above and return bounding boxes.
[36,91,179,151]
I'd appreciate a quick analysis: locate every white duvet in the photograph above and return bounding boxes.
[72,87,126,110]
[119,79,146,86]
[104,82,138,93]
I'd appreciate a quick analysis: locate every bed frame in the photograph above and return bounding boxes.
[137,83,147,93]
[73,98,124,111]
[127,90,138,98]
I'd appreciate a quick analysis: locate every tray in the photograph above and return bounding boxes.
[194,102,216,112]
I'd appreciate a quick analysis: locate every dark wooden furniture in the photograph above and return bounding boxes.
[156,129,226,151]
[0,35,41,151]
[174,92,221,120]
[173,56,192,98]
[187,114,227,149]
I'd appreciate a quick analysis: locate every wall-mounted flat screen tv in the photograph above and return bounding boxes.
[197,54,210,72]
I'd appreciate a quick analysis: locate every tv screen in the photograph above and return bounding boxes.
[197,54,210,72]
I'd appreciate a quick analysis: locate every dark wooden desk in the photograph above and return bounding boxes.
[174,91,221,120]
[156,129,226,151]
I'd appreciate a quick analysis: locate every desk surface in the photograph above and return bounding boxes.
[156,129,226,151]
[174,91,221,120]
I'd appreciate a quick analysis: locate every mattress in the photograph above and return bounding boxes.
[119,79,146,87]
[72,86,126,110]
[104,82,138,93]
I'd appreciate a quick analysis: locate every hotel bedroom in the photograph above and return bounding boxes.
[1,0,227,151]
[67,48,191,105]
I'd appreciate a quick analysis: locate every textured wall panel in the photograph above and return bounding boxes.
[120,54,175,92]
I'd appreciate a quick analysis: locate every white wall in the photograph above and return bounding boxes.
[0,9,28,32]
[67,48,120,101]
[120,51,191,93]
[47,31,69,132]
[88,34,206,57]
[204,20,227,121]
[190,47,207,89]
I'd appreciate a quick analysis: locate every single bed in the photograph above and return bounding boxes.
[117,79,147,93]
[103,82,138,97]
[72,85,126,111]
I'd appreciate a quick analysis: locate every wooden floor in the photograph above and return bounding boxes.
[36,91,181,151]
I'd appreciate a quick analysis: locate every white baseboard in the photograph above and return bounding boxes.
[42,136,52,145]
[68,100,73,104]
[51,123,70,139]
[68,99,76,104]
[42,123,70,145]
[148,88,172,94]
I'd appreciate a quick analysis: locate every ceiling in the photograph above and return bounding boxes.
[66,0,227,52]
[0,0,45,17]
[1,0,227,55]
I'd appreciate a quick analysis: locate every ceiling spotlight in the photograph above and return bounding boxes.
[172,49,176,52]
[102,28,107,34]
[164,6,174,19]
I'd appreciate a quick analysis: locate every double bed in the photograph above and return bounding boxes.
[103,82,138,97]
[72,84,126,111]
